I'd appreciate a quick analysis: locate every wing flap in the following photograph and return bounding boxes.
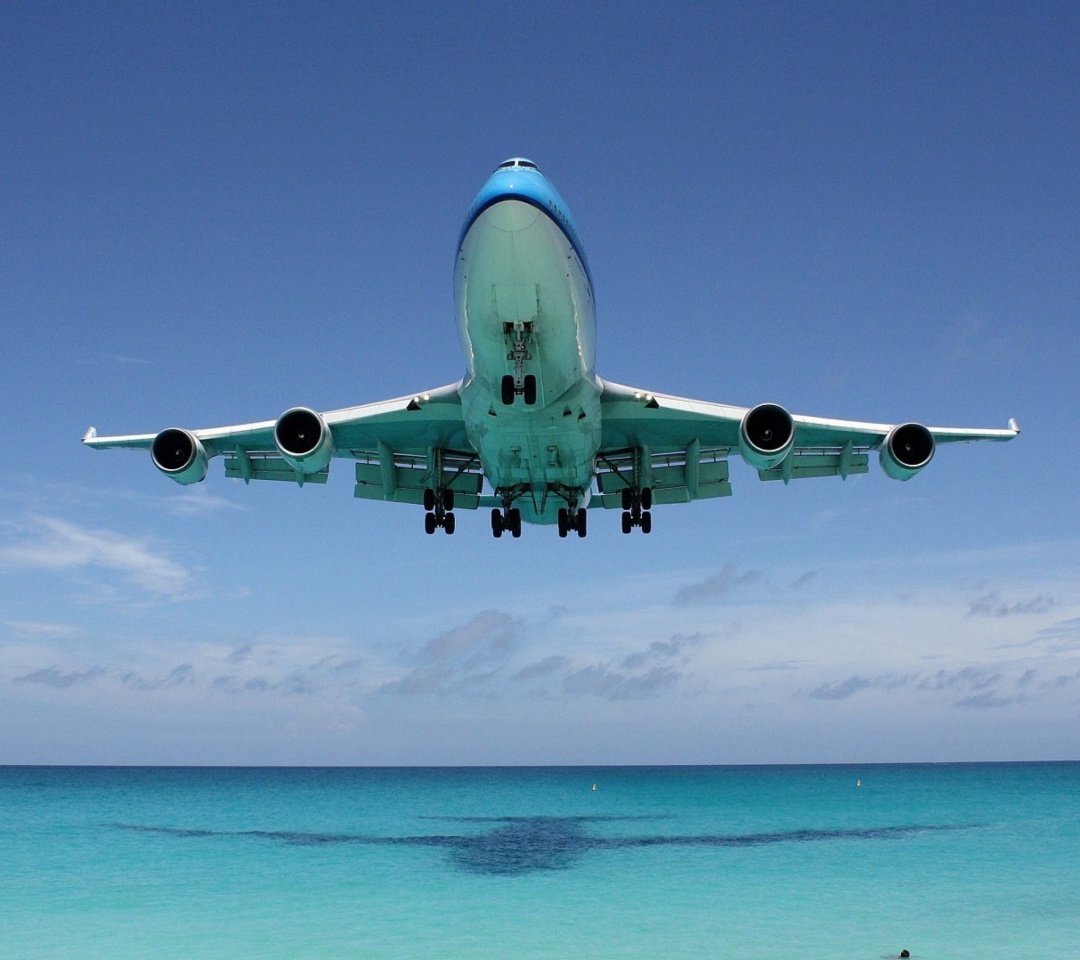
[757,450,870,483]
[353,449,484,508]
[223,452,329,485]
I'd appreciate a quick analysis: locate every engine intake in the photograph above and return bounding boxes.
[274,407,335,474]
[151,428,208,485]
[739,403,795,470]
[880,422,935,481]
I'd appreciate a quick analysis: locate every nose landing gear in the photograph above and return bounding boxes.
[501,323,537,405]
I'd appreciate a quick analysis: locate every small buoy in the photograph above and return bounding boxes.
[591,783,597,791]
[856,779,862,787]
[900,951,910,958]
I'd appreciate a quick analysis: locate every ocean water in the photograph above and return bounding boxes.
[1,764,1077,959]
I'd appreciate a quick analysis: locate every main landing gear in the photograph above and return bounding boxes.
[620,487,652,534]
[490,506,522,538]
[423,487,456,535]
[557,506,587,538]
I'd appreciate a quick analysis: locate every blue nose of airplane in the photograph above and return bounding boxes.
[458,159,591,285]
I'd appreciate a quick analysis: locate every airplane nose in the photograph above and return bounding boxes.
[485,198,541,233]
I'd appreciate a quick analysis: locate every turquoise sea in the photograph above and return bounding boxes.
[1,764,1077,959]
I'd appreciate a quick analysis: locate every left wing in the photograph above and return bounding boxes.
[594,378,1018,508]
[83,381,488,508]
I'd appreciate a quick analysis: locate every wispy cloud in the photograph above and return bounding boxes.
[672,564,764,605]
[121,664,196,691]
[512,655,570,682]
[808,676,875,700]
[384,610,519,695]
[0,515,192,597]
[14,665,105,688]
[1,620,81,639]
[806,665,1042,709]
[968,591,1055,618]
[562,664,680,700]
[165,491,243,517]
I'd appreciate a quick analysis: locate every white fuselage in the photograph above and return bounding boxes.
[454,167,601,523]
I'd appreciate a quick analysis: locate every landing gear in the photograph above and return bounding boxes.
[423,485,456,535]
[500,373,537,406]
[557,506,588,538]
[620,486,653,534]
[501,323,537,405]
[491,506,522,539]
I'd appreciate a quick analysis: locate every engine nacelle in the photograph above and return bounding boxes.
[739,402,795,470]
[151,428,208,485]
[879,422,935,481]
[274,407,335,474]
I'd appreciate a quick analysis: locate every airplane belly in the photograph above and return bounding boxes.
[455,199,600,522]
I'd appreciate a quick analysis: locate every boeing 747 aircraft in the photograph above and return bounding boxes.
[84,159,1018,538]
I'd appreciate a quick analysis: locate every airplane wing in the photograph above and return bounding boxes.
[594,378,1019,508]
[83,381,488,509]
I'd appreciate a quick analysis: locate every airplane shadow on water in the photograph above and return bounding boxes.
[112,816,980,877]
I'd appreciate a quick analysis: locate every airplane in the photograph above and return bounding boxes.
[84,158,1019,538]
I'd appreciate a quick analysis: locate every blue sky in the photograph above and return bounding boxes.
[1,1,1077,764]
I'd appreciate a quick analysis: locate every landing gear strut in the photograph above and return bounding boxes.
[620,486,652,534]
[501,323,537,405]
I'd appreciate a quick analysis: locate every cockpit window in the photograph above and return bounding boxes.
[496,158,539,171]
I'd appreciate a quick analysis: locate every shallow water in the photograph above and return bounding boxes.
[2,764,1077,959]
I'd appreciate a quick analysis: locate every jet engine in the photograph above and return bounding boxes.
[274,407,335,474]
[879,422,935,480]
[151,428,208,485]
[739,403,795,470]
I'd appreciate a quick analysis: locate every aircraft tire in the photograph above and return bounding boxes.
[621,511,632,534]
[444,513,456,535]
[640,510,652,534]
[424,512,437,535]
[501,375,515,405]
[509,508,522,538]
[576,509,587,538]
[641,487,653,511]
[442,488,455,511]
[523,375,537,405]
[491,508,503,538]
[423,488,436,512]
[557,508,569,538]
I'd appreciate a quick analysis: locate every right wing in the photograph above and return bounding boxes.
[83,381,487,508]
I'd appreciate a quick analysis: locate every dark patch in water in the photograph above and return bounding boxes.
[110,818,978,877]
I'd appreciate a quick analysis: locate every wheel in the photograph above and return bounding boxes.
[509,508,522,538]
[423,488,436,512]
[622,488,633,511]
[442,488,455,511]
[523,374,537,405]
[557,508,569,538]
[491,508,503,538]
[640,510,652,534]
[501,375,515,405]
[424,512,437,535]
[641,486,653,511]
[444,512,456,535]
[576,508,587,538]
[621,511,633,534]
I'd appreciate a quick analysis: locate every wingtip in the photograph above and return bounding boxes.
[82,426,97,443]
[1008,417,1020,435]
